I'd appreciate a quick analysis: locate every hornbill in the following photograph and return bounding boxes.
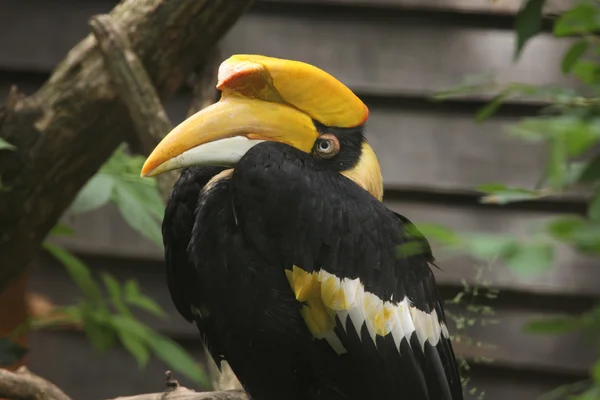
[141,55,464,400]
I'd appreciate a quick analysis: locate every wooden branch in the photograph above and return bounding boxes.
[0,366,72,400]
[108,388,247,400]
[89,13,179,202]
[107,371,247,400]
[0,0,255,294]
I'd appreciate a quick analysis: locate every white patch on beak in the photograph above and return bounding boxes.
[150,136,265,176]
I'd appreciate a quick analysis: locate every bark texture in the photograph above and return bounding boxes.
[0,0,254,293]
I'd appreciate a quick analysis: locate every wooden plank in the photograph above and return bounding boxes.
[221,13,577,98]
[0,0,114,72]
[0,74,561,194]
[261,0,573,15]
[32,252,595,376]
[0,2,577,99]
[54,196,600,298]
[27,331,209,399]
[27,330,579,400]
[163,90,547,193]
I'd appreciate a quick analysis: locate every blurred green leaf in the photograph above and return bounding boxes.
[546,216,587,240]
[463,234,519,261]
[475,92,508,122]
[81,305,116,353]
[112,180,162,248]
[562,40,589,74]
[70,174,115,215]
[0,338,27,366]
[101,272,131,317]
[117,330,150,367]
[525,315,583,334]
[110,315,208,386]
[43,243,104,307]
[145,332,209,387]
[504,241,555,275]
[579,156,600,182]
[0,137,16,151]
[573,61,600,85]
[408,223,461,246]
[48,224,75,237]
[514,0,546,60]
[554,3,600,37]
[593,360,600,383]
[123,280,166,318]
[476,184,540,204]
[589,190,600,221]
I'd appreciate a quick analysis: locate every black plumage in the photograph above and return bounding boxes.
[162,128,463,400]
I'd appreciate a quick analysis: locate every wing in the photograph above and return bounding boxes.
[283,209,463,400]
[232,148,464,399]
[162,166,227,361]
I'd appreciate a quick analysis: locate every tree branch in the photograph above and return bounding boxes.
[0,366,72,400]
[0,0,255,294]
[108,388,247,400]
[89,13,179,202]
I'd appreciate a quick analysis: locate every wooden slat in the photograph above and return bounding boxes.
[221,13,577,99]
[0,74,558,194]
[27,329,579,400]
[32,251,595,377]
[53,199,600,298]
[27,331,208,399]
[0,2,576,99]
[261,0,573,15]
[163,90,547,193]
[0,0,115,72]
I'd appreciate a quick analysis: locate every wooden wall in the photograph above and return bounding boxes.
[1,0,596,399]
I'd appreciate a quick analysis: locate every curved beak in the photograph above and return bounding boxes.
[141,54,368,177]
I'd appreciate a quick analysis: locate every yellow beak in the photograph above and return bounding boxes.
[141,54,368,177]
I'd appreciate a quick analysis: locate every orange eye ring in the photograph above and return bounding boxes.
[314,133,340,159]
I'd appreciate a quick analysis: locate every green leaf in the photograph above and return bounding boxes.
[81,305,116,352]
[0,338,27,366]
[123,280,166,318]
[562,40,589,74]
[546,216,587,241]
[112,180,162,247]
[479,189,540,205]
[0,137,16,151]
[463,234,519,261]
[588,190,600,221]
[578,156,600,182]
[573,61,600,85]
[524,315,582,334]
[504,241,555,275]
[48,223,75,237]
[43,242,104,306]
[117,330,150,367]
[514,0,546,60]
[145,333,209,387]
[554,3,600,37]
[101,273,131,317]
[593,360,600,383]
[70,174,115,215]
[475,92,507,122]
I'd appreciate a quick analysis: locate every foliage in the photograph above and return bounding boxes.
[0,144,209,387]
[427,0,600,398]
[69,145,164,247]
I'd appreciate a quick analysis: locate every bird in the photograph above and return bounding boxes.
[141,54,464,400]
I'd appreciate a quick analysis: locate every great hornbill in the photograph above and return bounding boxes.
[141,55,463,400]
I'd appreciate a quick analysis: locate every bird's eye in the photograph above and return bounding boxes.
[314,134,340,159]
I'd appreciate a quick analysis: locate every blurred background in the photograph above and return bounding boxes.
[0,1,597,400]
